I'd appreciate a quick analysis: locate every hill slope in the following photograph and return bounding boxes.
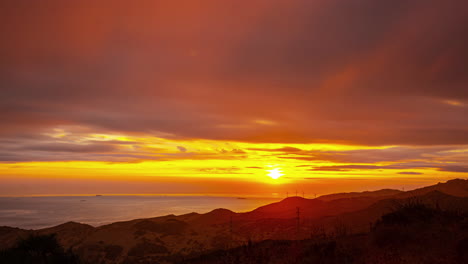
[1,179,467,263]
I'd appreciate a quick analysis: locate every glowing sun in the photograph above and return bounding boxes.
[267,168,283,180]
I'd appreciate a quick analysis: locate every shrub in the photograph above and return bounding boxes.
[0,234,79,264]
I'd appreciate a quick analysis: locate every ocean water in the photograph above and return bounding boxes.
[0,195,281,229]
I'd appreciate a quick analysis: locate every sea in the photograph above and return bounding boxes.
[0,195,281,229]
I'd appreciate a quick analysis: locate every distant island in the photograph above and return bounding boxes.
[1,179,467,264]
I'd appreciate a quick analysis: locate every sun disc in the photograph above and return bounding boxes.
[267,168,283,180]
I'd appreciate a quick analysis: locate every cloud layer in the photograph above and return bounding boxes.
[1,0,468,166]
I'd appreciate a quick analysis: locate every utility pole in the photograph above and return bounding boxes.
[229,215,233,248]
[296,207,300,236]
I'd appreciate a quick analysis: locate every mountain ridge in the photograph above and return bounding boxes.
[1,178,467,263]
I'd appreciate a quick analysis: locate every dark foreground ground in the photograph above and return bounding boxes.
[1,179,468,264]
[1,203,467,264]
[182,204,468,264]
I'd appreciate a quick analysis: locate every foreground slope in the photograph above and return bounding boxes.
[184,202,468,264]
[0,179,467,263]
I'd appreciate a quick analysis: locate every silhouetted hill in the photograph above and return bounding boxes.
[0,179,467,263]
[398,178,468,198]
[0,226,30,250]
[244,195,387,221]
[311,190,468,235]
[192,208,235,225]
[182,202,468,264]
[317,189,403,201]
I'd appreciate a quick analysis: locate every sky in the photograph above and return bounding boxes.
[1,0,468,196]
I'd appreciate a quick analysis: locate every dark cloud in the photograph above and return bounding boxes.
[310,165,395,172]
[308,163,439,172]
[177,146,187,152]
[231,149,247,154]
[437,166,468,173]
[0,151,156,163]
[275,146,461,164]
[23,143,117,153]
[1,0,468,157]
[0,132,250,162]
[311,163,468,174]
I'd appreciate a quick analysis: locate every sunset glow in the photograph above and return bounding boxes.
[267,168,283,180]
[0,0,467,197]
[1,2,468,264]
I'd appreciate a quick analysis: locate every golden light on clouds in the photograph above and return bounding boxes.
[0,126,466,196]
[1,0,468,196]
[442,100,464,107]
